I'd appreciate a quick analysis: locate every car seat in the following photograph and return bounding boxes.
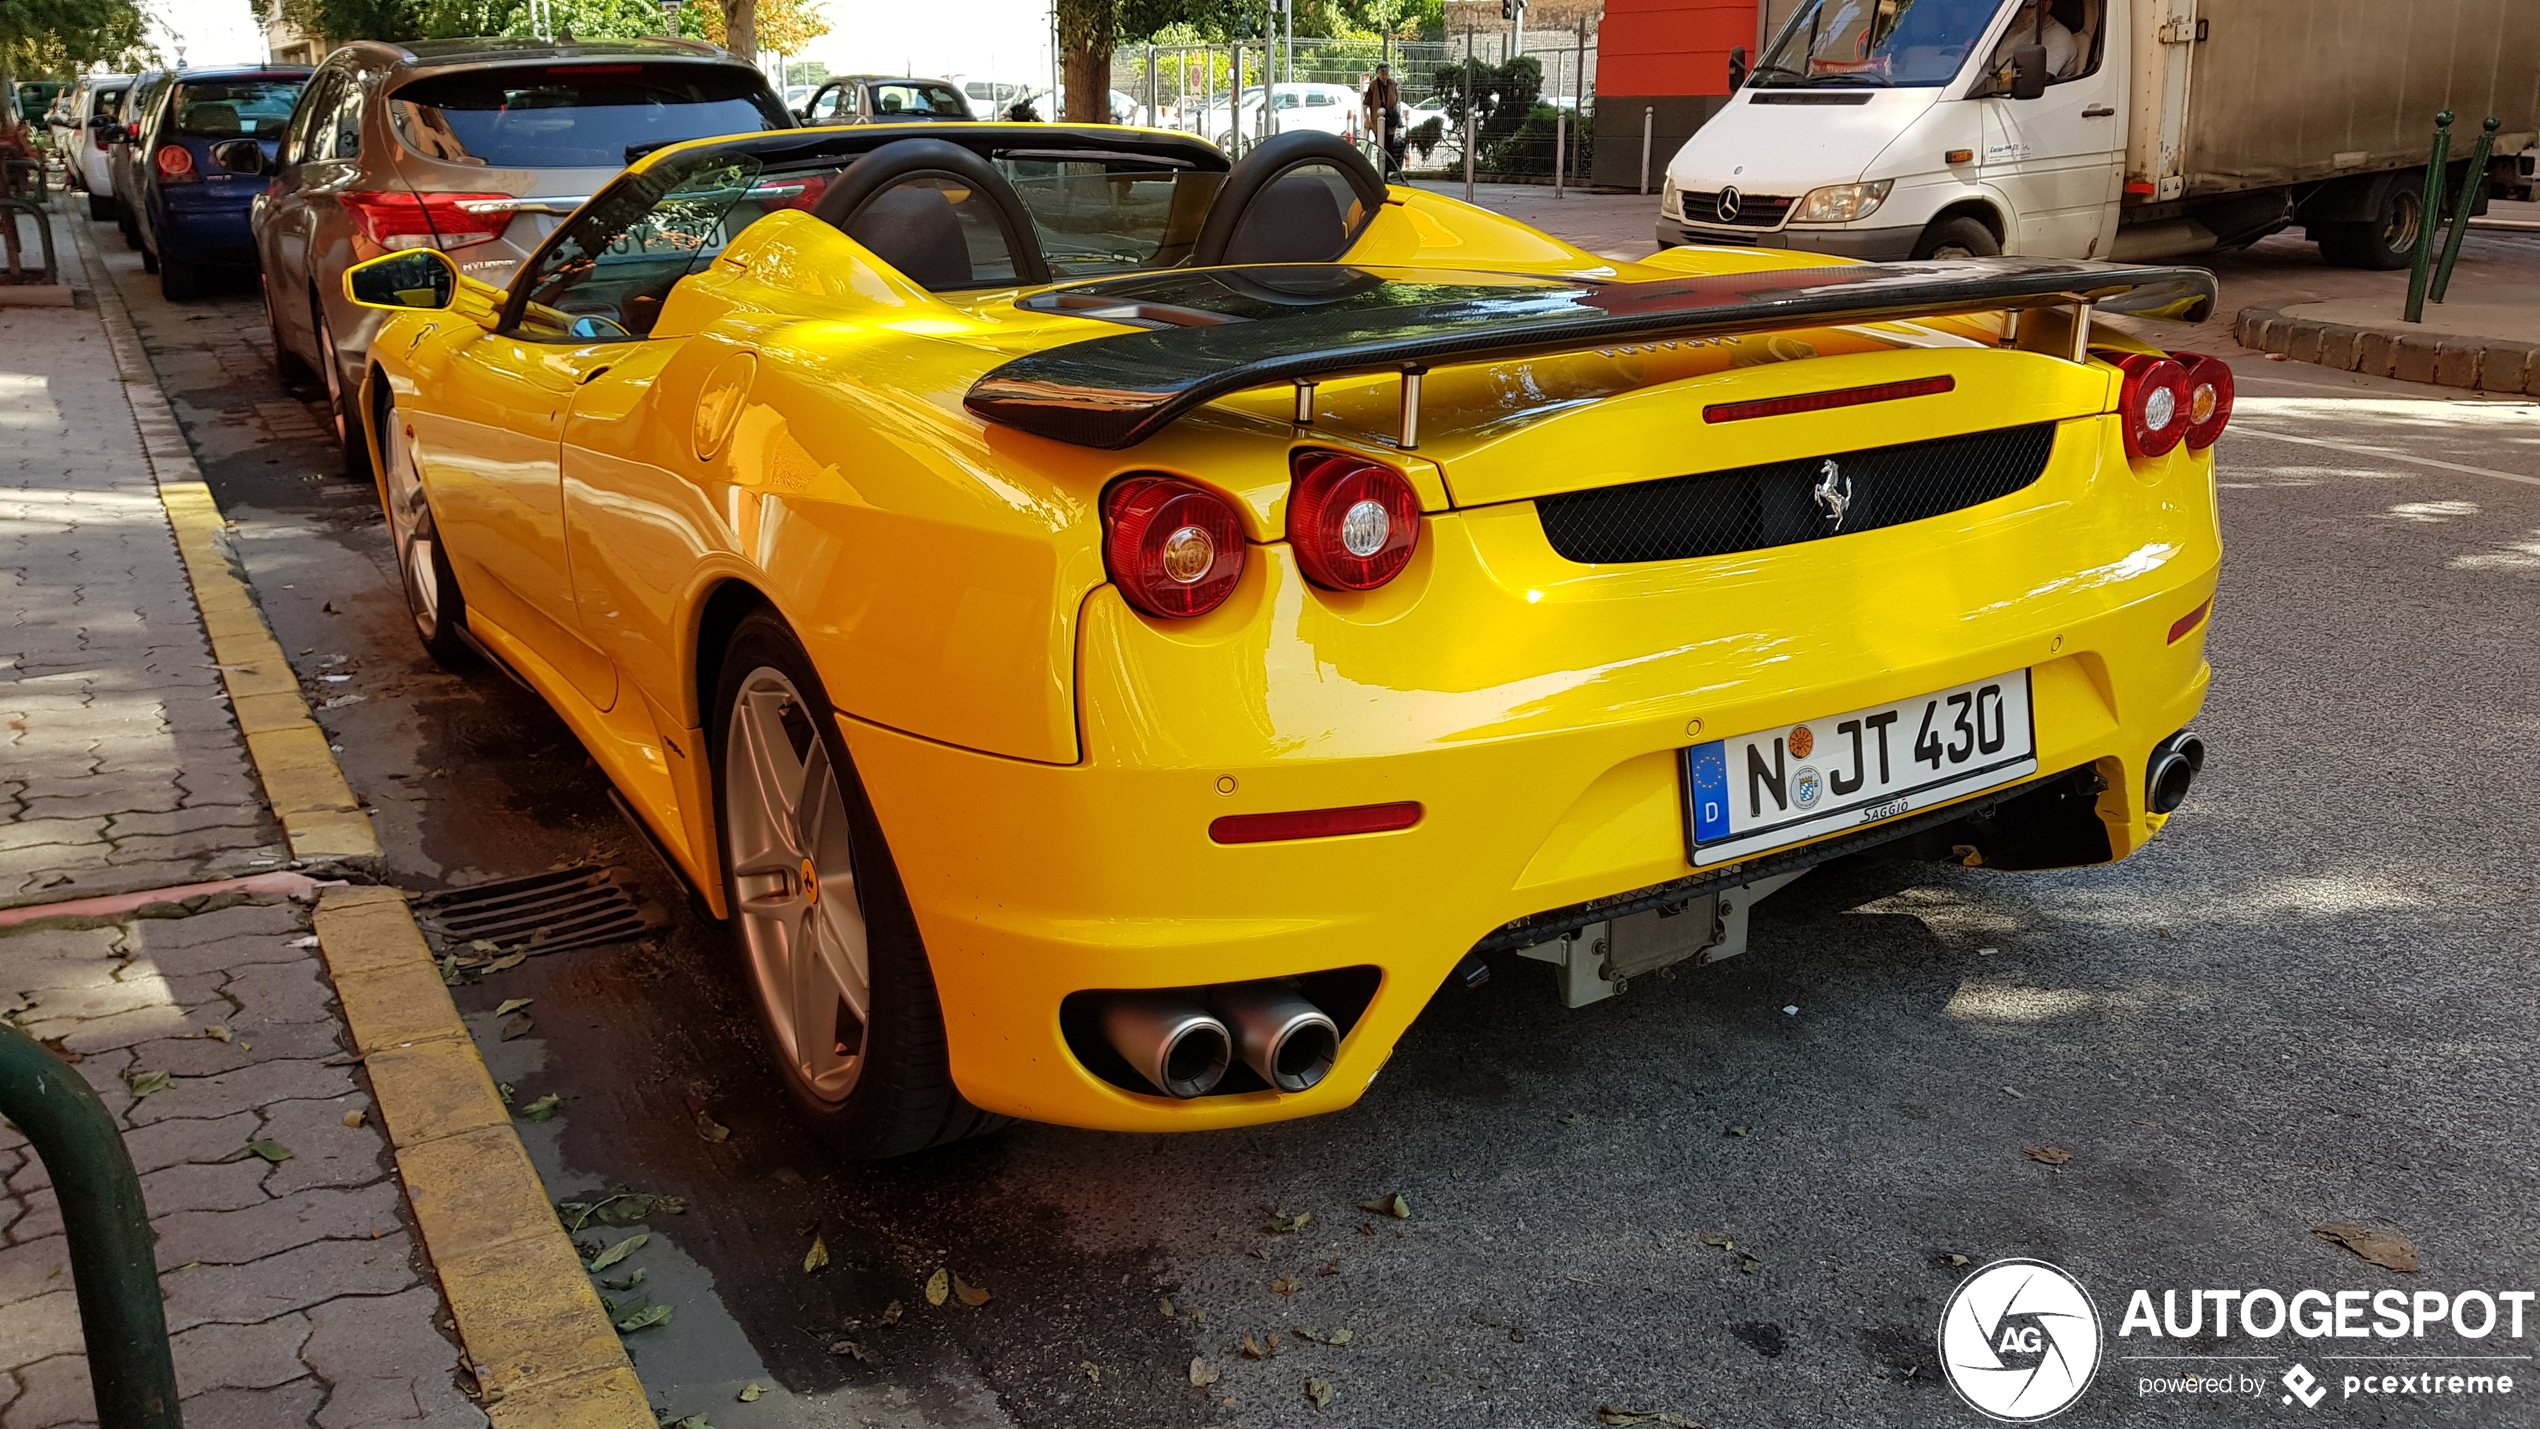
[811,137,1051,290]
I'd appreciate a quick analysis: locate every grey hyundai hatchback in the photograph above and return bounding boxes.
[253,37,791,474]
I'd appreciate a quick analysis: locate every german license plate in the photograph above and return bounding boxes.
[1681,671,2037,866]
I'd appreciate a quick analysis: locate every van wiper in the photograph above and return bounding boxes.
[1745,62,1810,86]
[1809,71,1893,87]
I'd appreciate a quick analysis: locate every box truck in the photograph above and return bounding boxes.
[1656,0,2538,268]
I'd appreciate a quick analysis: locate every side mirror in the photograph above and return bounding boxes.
[210,138,265,176]
[1729,45,1749,91]
[2010,43,2049,99]
[344,248,457,311]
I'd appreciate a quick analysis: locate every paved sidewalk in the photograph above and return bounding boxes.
[0,231,287,907]
[0,207,487,1429]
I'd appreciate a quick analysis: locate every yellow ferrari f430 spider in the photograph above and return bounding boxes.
[341,124,2225,1156]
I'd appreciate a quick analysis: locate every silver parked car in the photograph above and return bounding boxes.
[51,74,134,220]
[253,37,792,475]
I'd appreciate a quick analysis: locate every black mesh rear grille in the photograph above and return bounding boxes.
[1536,422,2057,565]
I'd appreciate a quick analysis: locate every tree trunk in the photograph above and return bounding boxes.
[725,0,758,67]
[1055,0,1115,124]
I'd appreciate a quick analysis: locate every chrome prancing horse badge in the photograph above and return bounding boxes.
[1813,457,1854,530]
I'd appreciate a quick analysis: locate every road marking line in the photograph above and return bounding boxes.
[2225,424,2540,488]
[69,216,653,1429]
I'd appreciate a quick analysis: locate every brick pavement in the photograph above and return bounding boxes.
[1,210,488,1428]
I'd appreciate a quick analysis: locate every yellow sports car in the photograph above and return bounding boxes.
[342,124,2226,1156]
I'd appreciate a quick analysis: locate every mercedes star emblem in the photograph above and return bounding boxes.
[1715,186,1742,222]
[1812,458,1853,530]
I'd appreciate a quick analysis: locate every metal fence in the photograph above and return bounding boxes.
[1111,33,1597,184]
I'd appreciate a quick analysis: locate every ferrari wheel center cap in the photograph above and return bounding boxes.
[800,859,820,904]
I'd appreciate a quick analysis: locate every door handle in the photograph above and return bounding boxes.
[2081,105,2116,118]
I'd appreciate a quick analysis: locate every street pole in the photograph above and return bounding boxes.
[1146,44,1156,127]
[1230,42,1242,153]
[1553,94,1564,199]
[1640,105,1653,195]
[1464,26,1477,202]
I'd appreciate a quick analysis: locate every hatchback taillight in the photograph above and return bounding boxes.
[2115,354,2192,459]
[154,144,194,180]
[341,190,515,252]
[2180,354,2233,450]
[1287,450,1420,591]
[1103,475,1246,618]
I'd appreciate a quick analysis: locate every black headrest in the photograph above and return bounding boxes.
[811,136,1050,289]
[847,187,969,288]
[1187,130,1388,268]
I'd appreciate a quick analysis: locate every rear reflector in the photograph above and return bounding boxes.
[2168,598,2211,644]
[1210,801,1422,845]
[1704,375,1954,424]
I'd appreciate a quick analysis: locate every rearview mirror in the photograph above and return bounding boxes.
[345,248,457,311]
[1729,45,1749,91]
[2010,43,2049,100]
[210,138,264,176]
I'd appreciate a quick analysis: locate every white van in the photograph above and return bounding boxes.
[1660,0,2536,269]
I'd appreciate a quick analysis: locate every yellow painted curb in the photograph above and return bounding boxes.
[72,219,652,1428]
[73,222,381,866]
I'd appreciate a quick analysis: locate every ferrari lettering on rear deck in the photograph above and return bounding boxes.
[1683,671,2039,866]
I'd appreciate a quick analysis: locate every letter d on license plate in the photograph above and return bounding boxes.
[1681,670,2037,866]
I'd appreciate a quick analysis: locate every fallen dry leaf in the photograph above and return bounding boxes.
[1358,1193,1411,1220]
[1940,1253,1970,1267]
[737,1382,764,1402]
[2023,1147,2073,1166]
[341,1110,364,1129]
[1556,1113,1585,1127]
[2314,1223,2419,1274]
[1189,1357,1220,1388]
[1078,1361,1101,1383]
[494,998,533,1017]
[203,1025,233,1043]
[1598,1408,1703,1427]
[1295,1326,1354,1346]
[1306,1377,1334,1410]
[1159,1298,1175,1317]
[925,1269,949,1306]
[1241,1333,1275,1360]
[1738,1253,1761,1275]
[1317,1258,1342,1276]
[953,1273,991,1307]
[1723,1126,1751,1138]
[587,1233,647,1271]
[696,1110,731,1143]
[827,1338,867,1361]
[878,1300,903,1327]
[1699,1233,1734,1249]
[803,1235,829,1273]
[1267,1211,1312,1234]
[1270,1275,1300,1297]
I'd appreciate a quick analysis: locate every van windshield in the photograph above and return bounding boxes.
[1751,0,2008,88]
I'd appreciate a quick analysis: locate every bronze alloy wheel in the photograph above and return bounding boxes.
[722,662,872,1105]
[318,306,371,479]
[706,610,1004,1157]
[375,396,474,668]
[263,275,312,382]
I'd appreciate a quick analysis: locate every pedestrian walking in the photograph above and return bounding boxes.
[1364,62,1406,175]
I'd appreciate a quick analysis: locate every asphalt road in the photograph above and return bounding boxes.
[82,209,2540,1429]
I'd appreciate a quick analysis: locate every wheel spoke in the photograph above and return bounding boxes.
[793,915,849,1082]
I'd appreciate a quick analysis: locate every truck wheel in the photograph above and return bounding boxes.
[1913,216,2000,260]
[2316,182,2422,269]
[710,609,1006,1159]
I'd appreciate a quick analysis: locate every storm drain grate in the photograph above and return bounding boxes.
[413,865,671,956]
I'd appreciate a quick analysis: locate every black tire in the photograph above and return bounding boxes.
[117,206,140,248]
[263,276,312,383]
[158,255,198,301]
[709,609,1005,1159]
[139,239,157,273]
[2316,180,2422,269]
[372,390,477,670]
[87,192,114,221]
[1913,215,2001,260]
[318,302,372,481]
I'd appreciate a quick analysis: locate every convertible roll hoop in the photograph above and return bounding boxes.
[964,257,2220,450]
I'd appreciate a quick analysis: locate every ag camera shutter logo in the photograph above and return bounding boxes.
[1939,1259,2104,1421]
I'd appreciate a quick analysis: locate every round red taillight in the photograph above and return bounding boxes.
[1103,474,1246,619]
[2180,353,2233,450]
[1287,451,1420,591]
[2116,354,2192,459]
[154,144,193,178]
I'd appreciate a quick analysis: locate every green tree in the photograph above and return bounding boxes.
[0,0,146,74]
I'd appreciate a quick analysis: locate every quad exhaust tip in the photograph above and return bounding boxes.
[2147,730,2205,815]
[1099,995,1232,1100]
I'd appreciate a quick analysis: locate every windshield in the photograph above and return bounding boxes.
[169,78,304,139]
[389,65,787,169]
[1752,0,2007,87]
[1002,159,1223,279]
[867,81,969,118]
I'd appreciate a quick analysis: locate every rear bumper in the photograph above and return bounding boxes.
[1659,218,1923,261]
[153,188,260,265]
[849,414,2222,1133]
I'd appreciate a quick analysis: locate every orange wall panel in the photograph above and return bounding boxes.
[1599,0,1757,97]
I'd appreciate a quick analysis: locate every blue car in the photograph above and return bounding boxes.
[129,65,310,300]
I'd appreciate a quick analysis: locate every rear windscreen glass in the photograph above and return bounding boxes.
[170,79,304,139]
[389,65,787,168]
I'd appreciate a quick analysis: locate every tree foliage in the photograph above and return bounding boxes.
[0,0,146,73]
[283,0,825,51]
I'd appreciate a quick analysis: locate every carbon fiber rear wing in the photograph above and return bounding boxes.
[964,257,2217,450]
